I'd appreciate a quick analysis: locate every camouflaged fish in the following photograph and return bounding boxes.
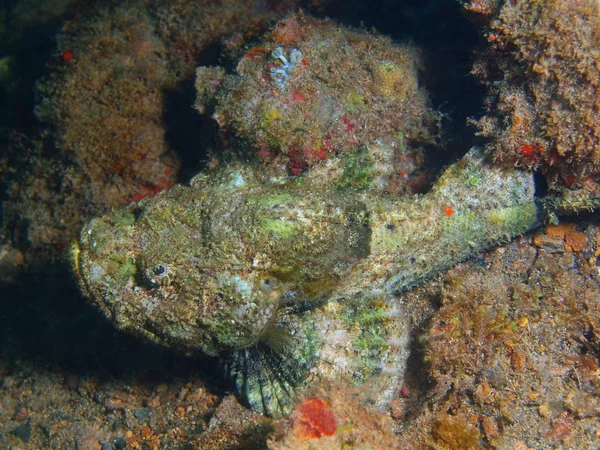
[70,146,595,417]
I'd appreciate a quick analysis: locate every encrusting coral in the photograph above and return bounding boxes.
[408,221,600,449]
[2,0,280,257]
[195,13,440,191]
[34,2,181,208]
[466,0,600,192]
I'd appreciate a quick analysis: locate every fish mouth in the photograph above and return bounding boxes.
[68,226,117,319]
[71,234,171,349]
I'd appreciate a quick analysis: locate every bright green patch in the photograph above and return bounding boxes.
[113,257,137,283]
[260,107,282,130]
[344,90,366,112]
[255,192,294,208]
[261,217,299,239]
[342,297,390,380]
[337,148,375,192]
[111,209,136,227]
[396,131,408,153]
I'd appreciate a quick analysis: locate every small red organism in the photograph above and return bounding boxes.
[291,90,306,102]
[566,175,575,186]
[129,182,166,204]
[62,51,74,62]
[257,142,272,161]
[242,46,269,61]
[520,143,545,159]
[292,397,337,440]
[342,116,356,133]
[271,17,303,44]
[443,205,455,217]
[309,148,328,160]
[288,145,308,175]
[520,144,534,156]
[301,57,308,66]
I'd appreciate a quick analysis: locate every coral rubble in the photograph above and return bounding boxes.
[404,221,600,449]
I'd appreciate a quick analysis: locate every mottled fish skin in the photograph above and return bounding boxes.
[71,148,544,416]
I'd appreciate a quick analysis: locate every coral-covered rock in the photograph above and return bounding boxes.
[34,3,182,208]
[416,223,600,448]
[466,0,600,190]
[196,13,440,188]
[3,0,280,257]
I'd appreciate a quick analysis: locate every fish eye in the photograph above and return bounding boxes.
[152,263,169,278]
[145,263,171,286]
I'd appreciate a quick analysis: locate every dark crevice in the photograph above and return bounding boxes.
[162,80,210,183]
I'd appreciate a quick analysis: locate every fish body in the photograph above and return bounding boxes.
[72,148,543,416]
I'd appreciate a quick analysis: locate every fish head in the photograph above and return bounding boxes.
[71,203,283,356]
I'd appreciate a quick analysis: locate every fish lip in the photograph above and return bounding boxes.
[69,230,114,319]
[69,238,82,278]
[69,237,96,302]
